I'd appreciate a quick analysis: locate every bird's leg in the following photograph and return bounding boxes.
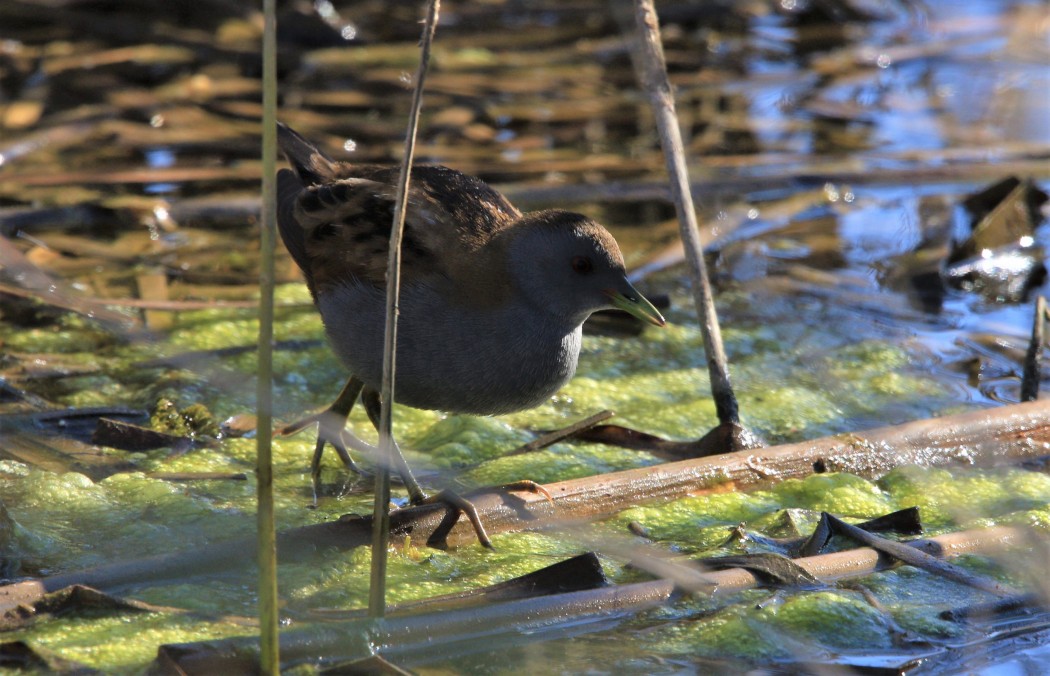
[360,388,552,549]
[360,388,493,547]
[360,386,427,503]
[278,376,369,505]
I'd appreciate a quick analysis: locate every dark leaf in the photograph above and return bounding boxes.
[701,552,822,588]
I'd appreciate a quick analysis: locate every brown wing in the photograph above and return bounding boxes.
[285,175,446,292]
[276,123,521,295]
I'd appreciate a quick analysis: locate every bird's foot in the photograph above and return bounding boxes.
[277,377,370,506]
[410,480,554,550]
[494,479,554,504]
[416,489,494,550]
[278,408,375,507]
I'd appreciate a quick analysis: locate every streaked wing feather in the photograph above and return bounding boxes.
[291,177,447,291]
[276,122,522,295]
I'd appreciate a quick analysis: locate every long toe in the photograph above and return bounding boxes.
[277,411,323,437]
[497,479,554,504]
[419,490,495,550]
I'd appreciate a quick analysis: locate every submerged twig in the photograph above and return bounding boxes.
[135,339,321,369]
[0,286,308,311]
[793,507,923,557]
[825,514,1018,596]
[499,156,1050,209]
[158,576,674,673]
[295,552,607,620]
[146,472,248,481]
[1021,295,1046,402]
[701,553,822,588]
[0,584,184,632]
[91,417,197,453]
[0,237,139,331]
[939,593,1044,622]
[0,428,138,479]
[510,410,614,456]
[371,0,441,619]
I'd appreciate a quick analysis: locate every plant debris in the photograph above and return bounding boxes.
[943,177,1049,303]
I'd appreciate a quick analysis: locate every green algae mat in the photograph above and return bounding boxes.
[2,281,1049,672]
[3,0,1050,671]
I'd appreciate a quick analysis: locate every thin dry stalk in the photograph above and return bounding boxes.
[370,0,441,619]
[631,0,738,427]
[1021,295,1046,402]
[256,0,280,670]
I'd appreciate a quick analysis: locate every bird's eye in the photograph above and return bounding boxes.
[571,256,593,274]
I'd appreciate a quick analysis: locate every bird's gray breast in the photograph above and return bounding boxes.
[317,283,582,415]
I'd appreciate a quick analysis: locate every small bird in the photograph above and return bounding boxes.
[276,122,665,545]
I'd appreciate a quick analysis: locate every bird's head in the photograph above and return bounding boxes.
[506,210,665,328]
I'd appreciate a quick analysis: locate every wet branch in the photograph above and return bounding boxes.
[153,523,1033,671]
[630,0,741,439]
[2,398,1047,603]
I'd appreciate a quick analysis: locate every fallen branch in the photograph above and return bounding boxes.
[153,524,1035,672]
[1,399,1047,605]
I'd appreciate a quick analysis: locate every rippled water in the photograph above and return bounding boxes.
[1,0,1048,672]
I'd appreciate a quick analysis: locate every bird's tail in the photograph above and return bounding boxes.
[276,121,339,186]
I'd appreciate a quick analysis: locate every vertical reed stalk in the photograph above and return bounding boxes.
[1021,295,1046,402]
[369,0,442,619]
[631,0,739,425]
[256,0,280,670]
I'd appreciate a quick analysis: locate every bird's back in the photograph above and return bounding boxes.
[276,123,521,296]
